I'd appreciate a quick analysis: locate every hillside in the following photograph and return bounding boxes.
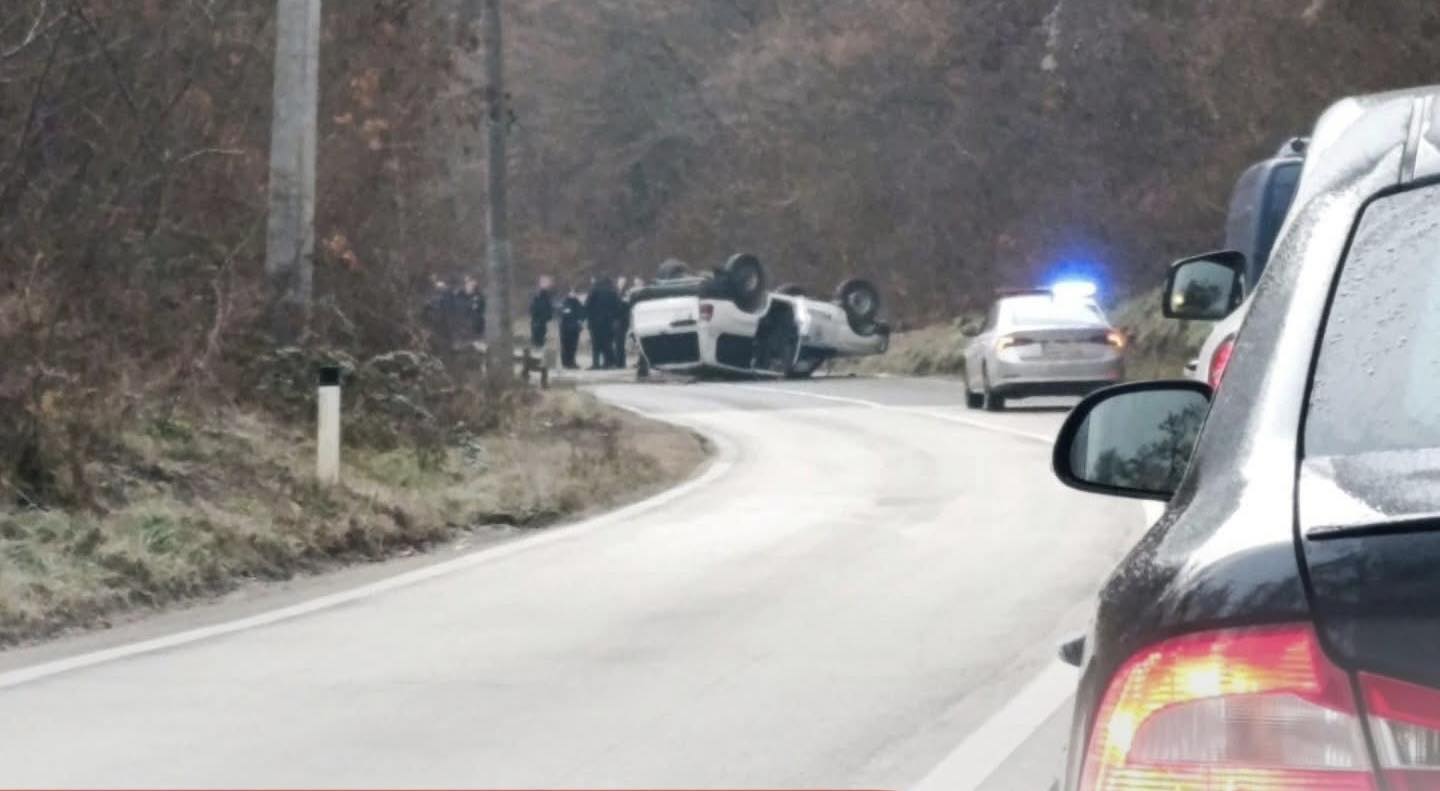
[504,1,1440,319]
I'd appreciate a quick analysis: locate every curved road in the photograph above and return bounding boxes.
[0,377,1145,788]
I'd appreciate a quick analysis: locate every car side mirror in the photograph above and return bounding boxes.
[1162,251,1247,320]
[1053,381,1212,501]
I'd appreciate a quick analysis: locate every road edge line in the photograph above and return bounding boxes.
[0,415,737,690]
[909,660,1078,791]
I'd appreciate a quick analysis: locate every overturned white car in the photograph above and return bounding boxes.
[630,254,890,379]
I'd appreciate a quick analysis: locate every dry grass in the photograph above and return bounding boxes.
[837,318,978,378]
[0,391,707,646]
[1108,287,1212,381]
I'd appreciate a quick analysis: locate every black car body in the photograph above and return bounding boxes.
[1056,86,1440,788]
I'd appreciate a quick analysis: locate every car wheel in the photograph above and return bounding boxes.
[982,367,1006,412]
[656,258,690,281]
[963,367,984,408]
[835,278,882,334]
[722,253,767,313]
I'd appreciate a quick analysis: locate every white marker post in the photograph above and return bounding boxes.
[316,365,342,485]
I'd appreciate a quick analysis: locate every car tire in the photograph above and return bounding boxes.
[656,258,690,281]
[964,387,983,409]
[982,367,1006,412]
[835,278,882,334]
[722,253,767,313]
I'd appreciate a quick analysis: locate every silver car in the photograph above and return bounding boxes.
[961,290,1125,411]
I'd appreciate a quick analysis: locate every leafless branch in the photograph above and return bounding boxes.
[0,0,62,63]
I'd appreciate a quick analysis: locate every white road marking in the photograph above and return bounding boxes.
[910,660,1079,791]
[0,432,738,691]
[738,385,1055,444]
[907,498,1168,789]
[1142,500,1167,524]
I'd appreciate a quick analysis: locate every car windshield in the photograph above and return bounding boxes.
[1003,296,1107,327]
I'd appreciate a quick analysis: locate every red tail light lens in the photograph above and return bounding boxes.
[995,335,1037,352]
[699,303,714,322]
[1082,625,1374,790]
[1361,673,1440,789]
[1083,331,1126,349]
[1208,334,1236,389]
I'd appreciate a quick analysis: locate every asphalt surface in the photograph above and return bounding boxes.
[0,376,1147,788]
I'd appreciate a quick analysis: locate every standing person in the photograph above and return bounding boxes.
[424,274,453,348]
[586,274,618,369]
[624,276,646,370]
[529,276,555,350]
[558,287,586,369]
[464,274,487,343]
[612,276,630,369]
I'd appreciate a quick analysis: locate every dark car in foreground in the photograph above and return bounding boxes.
[1051,85,1440,788]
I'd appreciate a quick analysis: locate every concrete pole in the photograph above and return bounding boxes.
[265,0,321,343]
[482,0,514,387]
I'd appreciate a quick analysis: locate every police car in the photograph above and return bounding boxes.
[629,254,890,379]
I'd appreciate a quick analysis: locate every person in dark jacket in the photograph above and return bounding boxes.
[612,276,631,369]
[558,288,586,369]
[529,276,555,349]
[464,275,487,341]
[426,274,474,351]
[585,275,620,369]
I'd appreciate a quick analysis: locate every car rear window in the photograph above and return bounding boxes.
[1003,296,1106,327]
[1306,182,1440,458]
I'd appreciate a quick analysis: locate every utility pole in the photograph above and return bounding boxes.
[264,0,321,344]
[481,0,513,387]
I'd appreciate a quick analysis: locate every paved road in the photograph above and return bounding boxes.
[0,377,1145,788]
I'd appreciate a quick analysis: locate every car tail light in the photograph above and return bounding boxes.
[1081,625,1374,790]
[995,335,1036,352]
[1208,334,1236,389]
[1360,673,1440,788]
[699,303,714,322]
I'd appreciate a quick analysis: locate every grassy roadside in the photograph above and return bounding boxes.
[838,289,1213,382]
[839,319,976,378]
[0,390,707,647]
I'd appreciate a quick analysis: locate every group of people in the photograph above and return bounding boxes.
[530,275,645,370]
[426,272,647,372]
[425,274,487,351]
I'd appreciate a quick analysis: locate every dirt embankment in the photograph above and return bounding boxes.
[0,390,707,648]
